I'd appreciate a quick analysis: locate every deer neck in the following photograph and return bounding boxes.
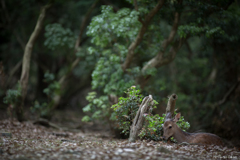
[172,124,192,143]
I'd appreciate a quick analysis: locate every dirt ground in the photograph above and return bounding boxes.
[0,110,240,160]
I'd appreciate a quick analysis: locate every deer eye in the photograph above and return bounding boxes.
[169,126,172,129]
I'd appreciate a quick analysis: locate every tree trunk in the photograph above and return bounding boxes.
[49,0,99,112]
[17,4,51,121]
[165,94,178,119]
[129,95,154,142]
[121,0,165,71]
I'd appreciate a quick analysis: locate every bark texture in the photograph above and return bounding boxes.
[141,12,181,73]
[165,94,178,119]
[50,0,99,111]
[138,11,184,89]
[17,4,51,121]
[122,0,165,71]
[129,95,154,142]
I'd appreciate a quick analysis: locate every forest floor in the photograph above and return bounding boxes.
[0,110,240,160]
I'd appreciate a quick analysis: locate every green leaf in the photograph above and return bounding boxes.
[82,116,91,122]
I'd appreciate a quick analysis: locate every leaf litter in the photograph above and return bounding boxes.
[0,119,240,160]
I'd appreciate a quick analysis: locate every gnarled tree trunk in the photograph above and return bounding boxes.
[48,0,99,113]
[17,4,51,121]
[129,95,154,142]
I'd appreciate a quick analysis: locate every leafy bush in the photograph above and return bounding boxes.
[111,86,144,135]
[139,114,165,141]
[3,82,21,107]
[86,6,141,96]
[82,85,190,141]
[82,92,109,122]
[112,86,190,141]
[44,23,76,50]
[139,111,190,141]
[31,71,60,118]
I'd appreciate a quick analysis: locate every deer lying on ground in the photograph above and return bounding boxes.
[162,113,223,146]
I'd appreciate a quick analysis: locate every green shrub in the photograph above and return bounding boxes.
[83,86,190,141]
[112,86,190,141]
[3,82,21,107]
[44,23,76,50]
[139,111,190,141]
[31,71,60,118]
[82,92,109,122]
[111,86,144,135]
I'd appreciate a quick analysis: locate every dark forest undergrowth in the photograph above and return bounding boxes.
[0,110,240,160]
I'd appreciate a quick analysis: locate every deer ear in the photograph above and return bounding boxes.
[174,113,181,122]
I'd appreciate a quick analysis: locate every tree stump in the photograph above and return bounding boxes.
[165,94,178,119]
[128,95,154,142]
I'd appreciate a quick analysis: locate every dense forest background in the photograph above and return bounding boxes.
[0,0,240,145]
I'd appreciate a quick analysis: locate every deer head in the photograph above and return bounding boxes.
[162,113,181,140]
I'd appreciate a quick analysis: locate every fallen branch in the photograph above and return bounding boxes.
[129,95,154,142]
[33,118,62,130]
[33,118,82,133]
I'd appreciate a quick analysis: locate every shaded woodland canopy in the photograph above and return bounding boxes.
[0,0,240,142]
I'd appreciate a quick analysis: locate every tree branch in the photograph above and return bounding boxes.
[20,4,51,98]
[133,0,138,11]
[142,38,183,73]
[141,11,181,73]
[211,82,239,109]
[58,0,99,86]
[121,0,165,72]
[16,4,51,121]
[74,0,99,49]
[161,12,180,51]
[157,38,184,67]
[51,0,99,110]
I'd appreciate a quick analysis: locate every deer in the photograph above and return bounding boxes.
[162,113,223,146]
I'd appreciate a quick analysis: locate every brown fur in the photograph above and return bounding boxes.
[163,113,223,146]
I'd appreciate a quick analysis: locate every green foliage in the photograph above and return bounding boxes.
[44,23,76,50]
[139,114,164,141]
[82,92,110,122]
[31,101,50,117]
[178,24,224,38]
[3,82,21,106]
[110,86,190,141]
[1,0,239,139]
[87,5,142,96]
[111,86,144,135]
[91,57,136,95]
[43,71,61,98]
[43,71,55,82]
[87,6,140,48]
[139,111,190,141]
[176,112,190,132]
[43,81,60,98]
[31,71,60,117]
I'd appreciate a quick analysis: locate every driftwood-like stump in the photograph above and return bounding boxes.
[129,95,154,142]
[165,94,178,119]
